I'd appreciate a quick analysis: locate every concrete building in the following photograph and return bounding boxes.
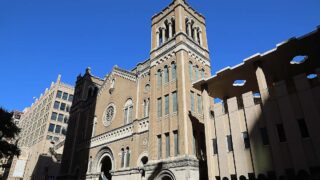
[194,28,320,179]
[60,0,211,179]
[7,75,74,180]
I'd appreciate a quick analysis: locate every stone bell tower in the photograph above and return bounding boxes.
[147,0,211,179]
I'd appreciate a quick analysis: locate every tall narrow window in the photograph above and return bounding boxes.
[189,62,193,81]
[227,135,233,152]
[197,94,202,113]
[158,135,162,159]
[143,99,149,118]
[126,147,130,167]
[298,118,310,138]
[164,66,169,84]
[201,69,205,79]
[157,70,162,88]
[55,125,61,134]
[260,127,269,145]
[157,98,162,118]
[124,99,133,124]
[174,131,179,156]
[195,66,199,81]
[165,95,169,115]
[190,91,195,112]
[212,138,218,155]
[242,132,250,149]
[60,103,66,111]
[277,124,287,142]
[48,123,55,132]
[171,62,176,80]
[165,133,170,158]
[121,148,125,168]
[172,91,178,113]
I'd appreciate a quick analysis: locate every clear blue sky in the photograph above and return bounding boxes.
[0,0,319,111]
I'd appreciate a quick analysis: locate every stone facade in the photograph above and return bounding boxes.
[7,75,74,180]
[59,0,211,180]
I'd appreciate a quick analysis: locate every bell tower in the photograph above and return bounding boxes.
[147,0,211,179]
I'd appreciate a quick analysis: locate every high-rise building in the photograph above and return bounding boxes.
[59,0,210,179]
[7,75,74,180]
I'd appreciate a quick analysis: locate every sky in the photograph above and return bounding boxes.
[0,0,319,111]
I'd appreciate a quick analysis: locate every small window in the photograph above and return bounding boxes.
[212,138,218,155]
[48,124,55,132]
[57,114,64,122]
[121,149,125,168]
[55,125,61,134]
[62,92,68,100]
[260,127,269,145]
[298,118,310,138]
[164,66,169,84]
[277,124,287,142]
[68,95,74,102]
[60,103,66,111]
[51,112,57,120]
[53,101,60,109]
[242,132,250,149]
[56,91,62,98]
[171,62,177,80]
[197,94,202,113]
[227,135,233,152]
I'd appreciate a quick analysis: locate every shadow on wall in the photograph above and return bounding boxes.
[31,154,61,180]
[59,70,99,179]
[147,162,163,180]
[189,111,208,180]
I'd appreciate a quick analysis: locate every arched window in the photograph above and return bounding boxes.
[189,62,193,81]
[121,148,125,168]
[143,99,149,118]
[124,99,133,124]
[164,66,169,84]
[171,62,176,80]
[171,18,176,36]
[157,70,162,88]
[125,147,130,167]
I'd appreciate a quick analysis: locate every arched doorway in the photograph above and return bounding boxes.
[100,155,112,180]
[157,170,175,180]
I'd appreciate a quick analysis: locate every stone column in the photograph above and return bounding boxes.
[168,21,173,39]
[161,27,166,43]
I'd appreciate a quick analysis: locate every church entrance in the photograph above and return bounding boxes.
[100,155,112,180]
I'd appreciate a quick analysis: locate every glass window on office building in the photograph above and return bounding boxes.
[58,114,64,122]
[60,103,66,111]
[55,125,61,134]
[62,92,68,100]
[56,91,62,98]
[68,95,74,102]
[51,112,57,120]
[48,123,55,132]
[54,101,60,109]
